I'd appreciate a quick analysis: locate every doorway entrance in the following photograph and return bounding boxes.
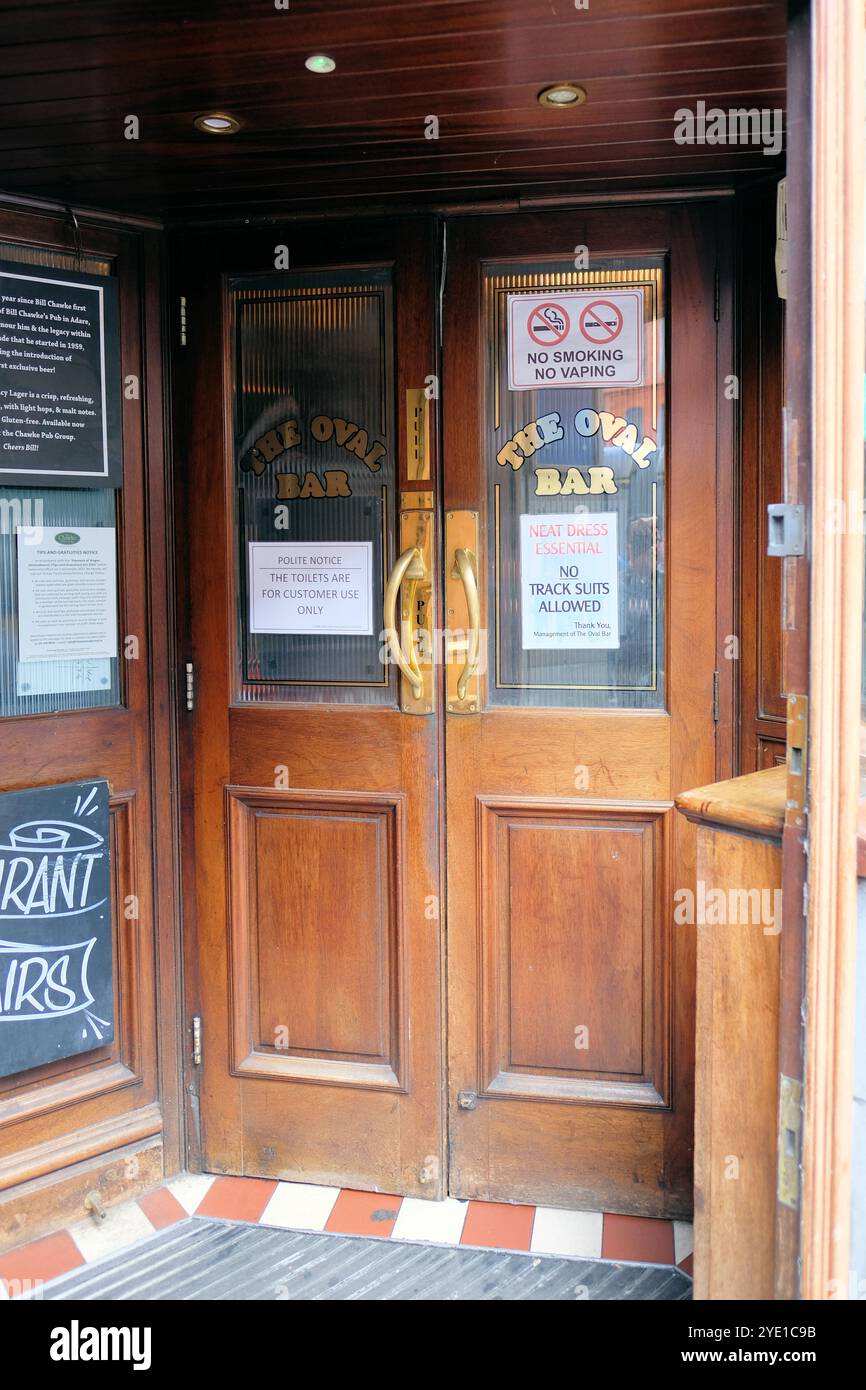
[175,203,726,1218]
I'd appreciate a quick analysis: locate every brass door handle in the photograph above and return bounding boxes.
[451,547,480,701]
[383,545,425,698]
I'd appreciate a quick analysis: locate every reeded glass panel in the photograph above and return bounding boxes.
[0,486,120,715]
[485,258,666,709]
[231,269,396,704]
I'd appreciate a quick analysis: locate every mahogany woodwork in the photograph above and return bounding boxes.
[0,1,786,220]
[174,216,445,1196]
[676,765,785,1301]
[738,181,786,773]
[226,787,406,1091]
[443,205,731,1215]
[0,201,180,1247]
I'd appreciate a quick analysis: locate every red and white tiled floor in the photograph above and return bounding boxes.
[0,1173,693,1298]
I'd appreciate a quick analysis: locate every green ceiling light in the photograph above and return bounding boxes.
[194,112,242,134]
[537,83,587,109]
[305,54,336,73]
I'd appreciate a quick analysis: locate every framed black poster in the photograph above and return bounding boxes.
[0,260,121,488]
[0,778,113,1078]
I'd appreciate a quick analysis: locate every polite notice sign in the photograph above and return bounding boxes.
[520,512,619,649]
[0,261,121,487]
[17,526,118,664]
[249,540,374,635]
[0,779,113,1078]
[508,290,643,390]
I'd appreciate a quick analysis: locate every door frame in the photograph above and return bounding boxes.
[784,0,865,1302]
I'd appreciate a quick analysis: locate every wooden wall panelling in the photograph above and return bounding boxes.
[0,201,180,1247]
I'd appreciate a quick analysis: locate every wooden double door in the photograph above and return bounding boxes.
[176,203,725,1216]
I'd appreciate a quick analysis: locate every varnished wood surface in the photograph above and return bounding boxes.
[676,765,786,841]
[0,203,180,1230]
[444,204,730,1215]
[176,217,446,1196]
[0,1,786,220]
[738,183,786,773]
[692,823,782,1300]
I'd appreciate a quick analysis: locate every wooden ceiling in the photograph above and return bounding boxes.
[0,0,787,224]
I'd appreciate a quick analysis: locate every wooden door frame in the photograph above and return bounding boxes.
[789,0,864,1302]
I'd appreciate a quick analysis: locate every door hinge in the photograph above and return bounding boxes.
[777,1074,802,1208]
[185,661,194,712]
[712,669,721,722]
[179,295,188,346]
[191,1015,203,1066]
[713,267,720,321]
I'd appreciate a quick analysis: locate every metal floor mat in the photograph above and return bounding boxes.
[35,1217,691,1301]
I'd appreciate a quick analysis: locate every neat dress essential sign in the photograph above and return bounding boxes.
[507,290,643,390]
[520,512,619,650]
[0,779,113,1078]
[0,260,121,487]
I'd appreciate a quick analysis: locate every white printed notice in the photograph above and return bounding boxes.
[249,541,373,635]
[520,513,619,650]
[17,526,118,662]
[507,290,643,390]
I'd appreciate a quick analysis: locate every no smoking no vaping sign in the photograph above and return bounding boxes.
[507,288,643,390]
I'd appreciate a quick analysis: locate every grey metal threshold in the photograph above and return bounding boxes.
[32,1216,692,1301]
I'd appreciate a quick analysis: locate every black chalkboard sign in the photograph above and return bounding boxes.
[0,778,113,1077]
[0,260,121,488]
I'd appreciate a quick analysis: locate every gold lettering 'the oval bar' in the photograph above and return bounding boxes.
[495,409,657,484]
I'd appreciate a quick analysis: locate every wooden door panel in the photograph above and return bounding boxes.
[478,800,668,1089]
[448,709,672,799]
[226,787,406,1088]
[444,204,726,1216]
[177,217,444,1197]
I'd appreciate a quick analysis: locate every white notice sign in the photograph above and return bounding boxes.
[508,290,643,390]
[17,526,118,663]
[249,541,373,635]
[520,512,619,650]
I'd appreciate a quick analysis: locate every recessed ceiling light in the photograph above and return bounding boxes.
[194,112,242,134]
[305,54,336,73]
[537,83,587,109]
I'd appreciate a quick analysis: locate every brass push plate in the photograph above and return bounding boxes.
[445,510,480,714]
